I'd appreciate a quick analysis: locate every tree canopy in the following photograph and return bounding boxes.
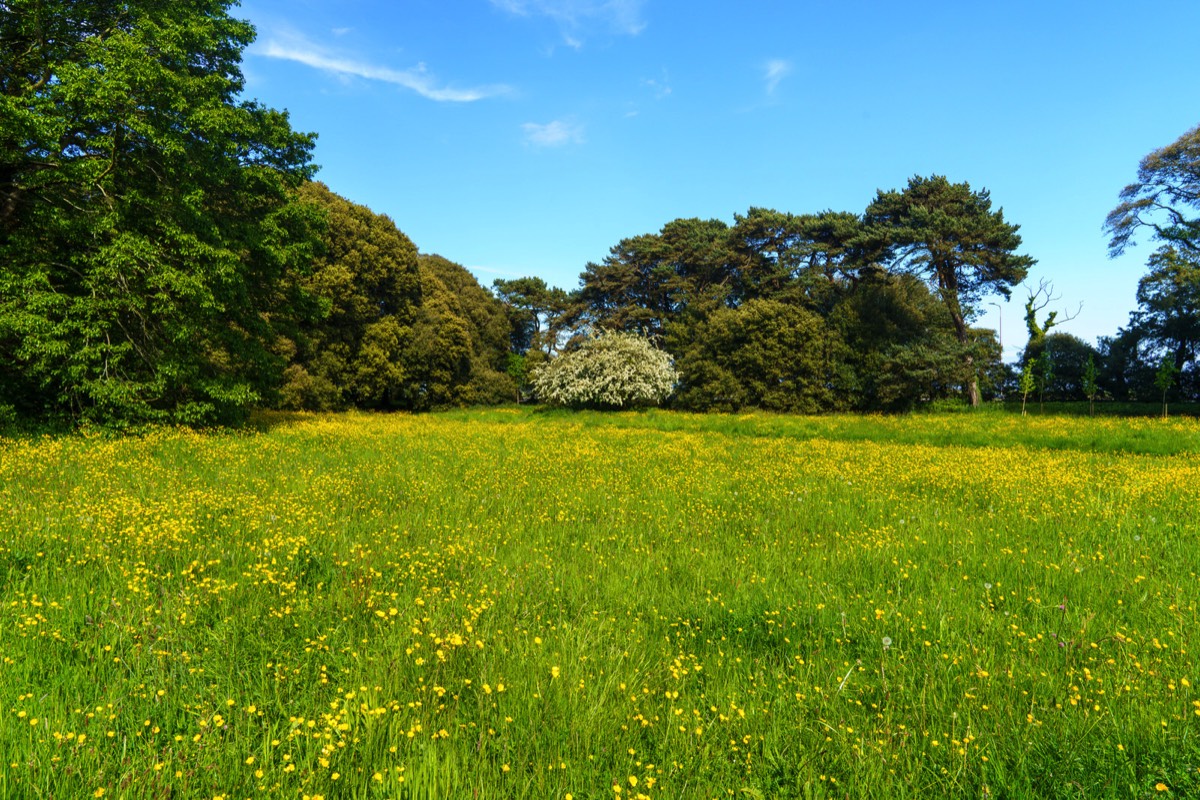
[864,175,1034,405]
[0,0,317,424]
[1106,124,1200,258]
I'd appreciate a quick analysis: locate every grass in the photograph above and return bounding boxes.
[1,408,1199,798]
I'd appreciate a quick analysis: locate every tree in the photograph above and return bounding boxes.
[864,175,1035,406]
[574,217,738,340]
[672,299,849,413]
[1019,359,1036,416]
[492,276,570,356]
[0,0,318,424]
[1132,246,1200,391]
[1022,279,1080,354]
[1022,332,1099,403]
[1082,354,1100,415]
[277,183,422,410]
[729,207,864,307]
[829,269,975,411]
[1155,354,1178,418]
[417,254,516,406]
[1036,351,1053,412]
[531,331,676,409]
[1105,123,1200,258]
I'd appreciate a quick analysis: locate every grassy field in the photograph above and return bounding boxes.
[2,408,1199,799]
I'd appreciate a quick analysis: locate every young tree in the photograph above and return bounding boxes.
[0,0,318,424]
[1082,354,1100,416]
[1019,359,1036,416]
[1036,352,1054,413]
[864,176,1035,406]
[1155,355,1178,418]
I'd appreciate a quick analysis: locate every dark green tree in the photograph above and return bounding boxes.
[278,183,422,410]
[1023,332,1099,402]
[1105,123,1200,257]
[417,254,516,406]
[830,269,979,410]
[575,218,734,337]
[492,276,570,355]
[1132,246,1200,394]
[0,0,317,424]
[864,175,1035,406]
[729,207,864,310]
[672,299,850,413]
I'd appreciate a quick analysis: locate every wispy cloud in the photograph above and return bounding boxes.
[491,0,647,45]
[522,119,585,147]
[643,69,672,100]
[763,59,793,95]
[467,264,524,278]
[254,30,509,103]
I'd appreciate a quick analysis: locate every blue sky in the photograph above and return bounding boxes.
[238,0,1200,357]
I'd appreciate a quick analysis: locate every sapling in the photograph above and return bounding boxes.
[1154,355,1178,419]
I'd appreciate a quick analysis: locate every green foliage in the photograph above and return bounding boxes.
[277,182,422,410]
[1022,333,1099,402]
[864,175,1035,405]
[829,270,978,410]
[1019,359,1036,415]
[417,254,517,407]
[531,331,676,409]
[492,276,571,355]
[1154,354,1178,417]
[273,188,514,411]
[0,0,318,426]
[672,299,847,413]
[1106,122,1200,257]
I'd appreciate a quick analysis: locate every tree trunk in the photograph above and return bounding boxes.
[947,302,980,407]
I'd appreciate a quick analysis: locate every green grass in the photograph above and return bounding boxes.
[1,409,1199,798]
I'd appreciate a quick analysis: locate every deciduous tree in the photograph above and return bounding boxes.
[0,0,318,424]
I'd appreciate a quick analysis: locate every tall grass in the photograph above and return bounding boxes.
[1,409,1198,798]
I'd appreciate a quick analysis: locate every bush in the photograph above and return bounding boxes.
[532,332,677,409]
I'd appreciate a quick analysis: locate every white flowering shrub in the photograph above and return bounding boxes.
[531,331,677,409]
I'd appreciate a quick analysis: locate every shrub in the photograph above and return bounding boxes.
[532,332,677,409]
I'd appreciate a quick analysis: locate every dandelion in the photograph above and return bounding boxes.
[881,636,892,651]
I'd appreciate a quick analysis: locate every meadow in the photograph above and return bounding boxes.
[1,408,1199,799]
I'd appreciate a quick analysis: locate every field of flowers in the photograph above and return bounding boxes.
[2,409,1199,798]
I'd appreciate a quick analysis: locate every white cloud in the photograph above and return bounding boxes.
[467,264,523,278]
[522,119,585,147]
[491,0,647,43]
[643,69,671,100]
[763,59,793,95]
[255,30,509,103]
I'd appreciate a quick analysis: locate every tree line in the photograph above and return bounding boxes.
[2,0,1198,426]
